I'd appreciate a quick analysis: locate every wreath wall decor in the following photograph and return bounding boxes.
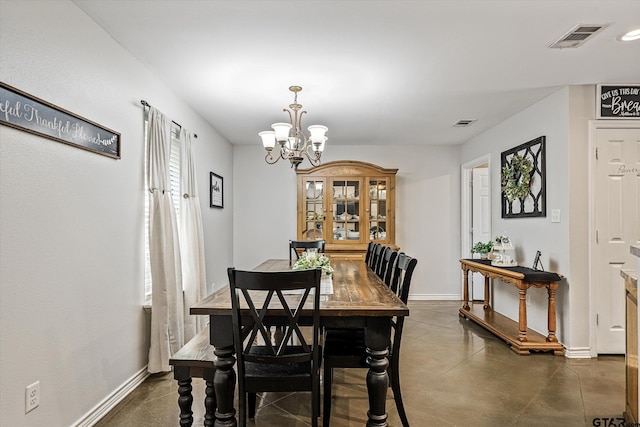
[502,154,533,202]
[501,136,546,218]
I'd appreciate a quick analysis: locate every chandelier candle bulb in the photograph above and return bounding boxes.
[308,125,328,143]
[259,131,276,150]
[272,122,292,142]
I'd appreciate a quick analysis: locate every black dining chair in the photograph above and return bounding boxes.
[369,243,384,270]
[289,239,326,263]
[228,267,322,427]
[377,247,399,286]
[322,253,417,427]
[364,241,376,265]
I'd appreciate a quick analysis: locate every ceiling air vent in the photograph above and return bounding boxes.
[453,119,476,127]
[549,24,608,49]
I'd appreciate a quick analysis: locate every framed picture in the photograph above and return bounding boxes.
[210,172,223,208]
[0,82,121,159]
[596,84,640,119]
[501,136,546,218]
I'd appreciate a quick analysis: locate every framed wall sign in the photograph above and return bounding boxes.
[210,172,224,208]
[0,82,121,159]
[501,136,546,218]
[596,84,640,119]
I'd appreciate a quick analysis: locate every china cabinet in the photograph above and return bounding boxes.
[296,161,397,260]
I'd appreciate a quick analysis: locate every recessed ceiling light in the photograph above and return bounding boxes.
[618,28,640,41]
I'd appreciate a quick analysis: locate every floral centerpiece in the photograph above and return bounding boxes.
[292,251,333,276]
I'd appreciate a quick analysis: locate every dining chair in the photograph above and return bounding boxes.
[377,247,399,286]
[364,241,376,265]
[289,239,326,263]
[322,253,417,427]
[228,267,322,427]
[369,243,384,270]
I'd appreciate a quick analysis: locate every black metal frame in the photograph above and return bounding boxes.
[501,136,546,218]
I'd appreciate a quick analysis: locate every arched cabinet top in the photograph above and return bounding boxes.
[296,160,398,177]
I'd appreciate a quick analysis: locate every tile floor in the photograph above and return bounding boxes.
[95,301,625,426]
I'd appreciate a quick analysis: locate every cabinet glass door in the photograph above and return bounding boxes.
[368,179,388,242]
[303,179,325,241]
[331,179,362,243]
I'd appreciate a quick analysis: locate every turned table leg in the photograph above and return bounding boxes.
[547,283,559,342]
[518,286,528,342]
[462,268,470,310]
[365,317,391,427]
[175,373,194,427]
[483,275,491,310]
[211,315,237,427]
[203,368,216,427]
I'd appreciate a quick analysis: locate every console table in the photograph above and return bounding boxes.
[459,259,565,355]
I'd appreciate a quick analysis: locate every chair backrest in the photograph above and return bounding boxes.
[369,243,384,270]
[375,246,392,277]
[364,242,376,265]
[227,267,322,376]
[379,249,399,286]
[289,240,326,263]
[388,253,417,360]
[390,252,417,304]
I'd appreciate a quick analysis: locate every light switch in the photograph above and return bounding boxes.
[551,209,561,223]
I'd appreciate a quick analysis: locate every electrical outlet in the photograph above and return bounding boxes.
[526,294,531,306]
[25,381,39,413]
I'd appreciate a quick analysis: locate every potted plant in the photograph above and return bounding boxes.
[471,241,494,259]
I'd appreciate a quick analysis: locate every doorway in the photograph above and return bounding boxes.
[590,121,640,355]
[461,155,491,301]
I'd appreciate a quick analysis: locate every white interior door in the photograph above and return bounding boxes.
[593,125,640,354]
[472,167,490,300]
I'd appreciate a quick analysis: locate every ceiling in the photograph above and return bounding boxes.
[72,0,640,146]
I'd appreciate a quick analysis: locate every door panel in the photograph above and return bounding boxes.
[594,126,640,354]
[472,167,490,300]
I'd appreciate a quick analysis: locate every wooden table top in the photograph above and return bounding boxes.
[191,259,409,317]
[460,258,563,282]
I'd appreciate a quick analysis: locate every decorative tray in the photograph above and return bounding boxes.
[491,260,518,267]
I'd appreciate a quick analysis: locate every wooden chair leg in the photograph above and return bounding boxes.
[248,392,257,419]
[389,365,409,427]
[323,365,333,427]
[238,390,247,427]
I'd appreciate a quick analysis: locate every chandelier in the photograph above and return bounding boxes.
[258,86,328,170]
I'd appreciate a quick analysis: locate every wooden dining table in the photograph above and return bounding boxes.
[191,258,409,427]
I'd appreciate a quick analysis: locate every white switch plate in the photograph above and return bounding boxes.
[551,209,561,223]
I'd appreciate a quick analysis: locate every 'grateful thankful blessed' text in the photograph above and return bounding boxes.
[0,82,120,158]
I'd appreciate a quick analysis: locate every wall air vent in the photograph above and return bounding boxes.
[549,24,608,49]
[453,119,476,127]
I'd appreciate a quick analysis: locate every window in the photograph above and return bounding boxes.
[144,122,181,298]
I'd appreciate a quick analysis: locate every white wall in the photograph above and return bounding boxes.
[0,2,233,426]
[460,86,595,352]
[233,143,462,299]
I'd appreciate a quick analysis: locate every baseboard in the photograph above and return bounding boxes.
[564,347,593,359]
[71,366,150,427]
[408,294,461,301]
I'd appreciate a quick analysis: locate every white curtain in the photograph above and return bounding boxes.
[179,128,207,341]
[147,107,185,374]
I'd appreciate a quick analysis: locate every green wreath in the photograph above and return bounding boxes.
[501,154,533,202]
